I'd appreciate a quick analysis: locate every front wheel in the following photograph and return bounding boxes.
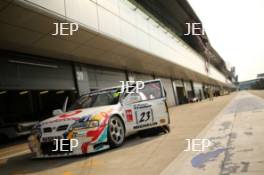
[108,116,125,148]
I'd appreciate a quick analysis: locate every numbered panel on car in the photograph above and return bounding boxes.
[123,80,169,132]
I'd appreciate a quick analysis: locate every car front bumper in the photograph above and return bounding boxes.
[28,125,110,158]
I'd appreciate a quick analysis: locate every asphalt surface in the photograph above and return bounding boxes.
[0,92,237,175]
[161,91,264,175]
[249,90,264,99]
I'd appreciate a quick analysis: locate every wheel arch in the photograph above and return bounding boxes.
[108,113,126,134]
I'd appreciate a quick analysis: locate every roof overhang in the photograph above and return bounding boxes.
[0,0,233,88]
[132,0,233,80]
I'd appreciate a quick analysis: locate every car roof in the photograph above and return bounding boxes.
[80,79,161,96]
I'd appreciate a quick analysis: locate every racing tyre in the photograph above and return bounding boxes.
[108,115,125,148]
[162,125,170,133]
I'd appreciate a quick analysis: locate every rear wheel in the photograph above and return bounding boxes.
[108,116,125,148]
[162,125,170,133]
[138,125,170,138]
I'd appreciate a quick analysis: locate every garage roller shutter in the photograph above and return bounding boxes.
[87,67,127,90]
[158,77,176,106]
[193,82,204,99]
[0,55,75,90]
[184,81,192,91]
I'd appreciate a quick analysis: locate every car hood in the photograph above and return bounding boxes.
[40,105,117,126]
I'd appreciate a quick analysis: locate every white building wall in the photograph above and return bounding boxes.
[25,0,228,84]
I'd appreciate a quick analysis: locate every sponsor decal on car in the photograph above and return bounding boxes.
[134,104,154,124]
[59,110,82,118]
[134,103,152,109]
[133,122,158,129]
[81,111,112,154]
[125,109,133,122]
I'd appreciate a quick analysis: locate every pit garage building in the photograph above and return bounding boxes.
[0,0,236,128]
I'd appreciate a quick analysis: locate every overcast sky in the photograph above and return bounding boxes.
[187,0,264,81]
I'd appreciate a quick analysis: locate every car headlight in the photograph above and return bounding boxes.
[31,122,41,136]
[86,120,99,128]
[16,124,23,132]
[72,120,99,129]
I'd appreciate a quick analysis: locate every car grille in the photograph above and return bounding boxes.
[43,127,52,133]
[41,136,62,142]
[17,124,34,132]
[43,124,69,133]
[56,125,68,131]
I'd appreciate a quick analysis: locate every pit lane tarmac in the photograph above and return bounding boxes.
[0,93,236,175]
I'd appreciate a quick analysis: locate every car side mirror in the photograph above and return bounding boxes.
[52,109,63,116]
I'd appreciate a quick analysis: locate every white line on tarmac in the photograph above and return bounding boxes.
[160,93,239,175]
[0,150,30,160]
[0,146,28,155]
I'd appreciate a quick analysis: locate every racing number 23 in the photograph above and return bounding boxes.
[139,109,152,123]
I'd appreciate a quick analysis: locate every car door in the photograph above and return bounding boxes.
[122,80,169,133]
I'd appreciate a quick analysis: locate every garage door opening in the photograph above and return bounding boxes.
[176,87,187,104]
[0,90,77,141]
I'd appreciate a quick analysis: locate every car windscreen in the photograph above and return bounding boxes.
[68,89,121,111]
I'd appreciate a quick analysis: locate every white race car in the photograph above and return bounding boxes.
[28,79,170,158]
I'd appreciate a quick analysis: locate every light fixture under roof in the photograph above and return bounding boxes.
[0,91,7,95]
[8,59,58,69]
[56,90,64,94]
[19,91,29,95]
[40,91,49,95]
